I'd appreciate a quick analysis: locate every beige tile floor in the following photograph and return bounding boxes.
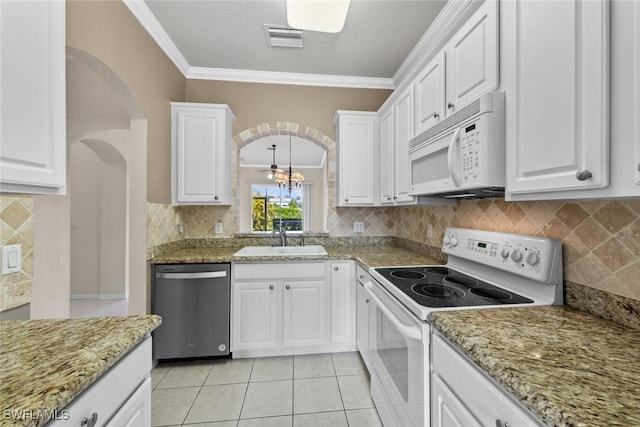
[151,352,383,427]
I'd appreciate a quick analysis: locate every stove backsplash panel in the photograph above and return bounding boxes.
[396,199,640,304]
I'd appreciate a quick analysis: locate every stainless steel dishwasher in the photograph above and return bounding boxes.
[152,263,230,359]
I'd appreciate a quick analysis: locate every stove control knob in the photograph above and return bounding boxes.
[511,249,523,262]
[500,247,510,259]
[443,235,451,245]
[450,236,459,247]
[526,252,540,266]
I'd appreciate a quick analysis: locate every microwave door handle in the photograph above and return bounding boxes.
[363,281,422,341]
[447,127,462,187]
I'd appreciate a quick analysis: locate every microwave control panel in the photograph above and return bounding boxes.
[460,123,480,182]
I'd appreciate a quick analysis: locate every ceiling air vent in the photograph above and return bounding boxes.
[264,25,304,48]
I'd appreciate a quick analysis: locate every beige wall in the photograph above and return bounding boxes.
[67,0,185,204]
[186,80,391,140]
[396,199,640,301]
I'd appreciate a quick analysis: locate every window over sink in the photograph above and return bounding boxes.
[251,183,305,232]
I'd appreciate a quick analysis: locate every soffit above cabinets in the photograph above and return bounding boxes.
[124,0,446,89]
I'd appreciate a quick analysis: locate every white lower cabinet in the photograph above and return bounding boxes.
[50,337,152,427]
[232,261,355,358]
[431,333,542,427]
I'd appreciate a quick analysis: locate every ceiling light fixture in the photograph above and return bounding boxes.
[287,0,351,33]
[267,137,304,194]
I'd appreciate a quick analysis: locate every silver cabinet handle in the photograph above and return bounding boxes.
[155,271,227,279]
[81,413,98,427]
[576,169,593,181]
[269,284,274,290]
[359,274,364,280]
[344,197,349,202]
[433,112,439,119]
[637,163,639,172]
[214,195,219,200]
[447,102,454,109]
[334,266,339,271]
[495,420,509,427]
[285,284,290,290]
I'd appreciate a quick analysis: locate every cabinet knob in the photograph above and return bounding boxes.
[576,169,593,181]
[269,284,274,290]
[387,196,392,201]
[495,420,509,427]
[285,284,290,290]
[359,274,364,280]
[214,195,219,200]
[447,102,455,110]
[81,413,99,427]
[344,198,349,202]
[334,266,339,271]
[637,163,640,172]
[433,112,440,119]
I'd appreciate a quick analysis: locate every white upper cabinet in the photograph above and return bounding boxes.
[0,1,66,194]
[414,52,446,135]
[445,0,499,113]
[413,0,498,137]
[504,0,611,199]
[171,103,235,205]
[394,88,415,203]
[334,111,378,206]
[635,1,640,186]
[379,108,395,204]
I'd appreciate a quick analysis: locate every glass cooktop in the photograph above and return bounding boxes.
[374,266,533,308]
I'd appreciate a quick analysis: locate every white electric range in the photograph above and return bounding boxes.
[361,228,563,427]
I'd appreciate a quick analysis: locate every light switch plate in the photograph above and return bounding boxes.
[1,244,22,275]
[353,221,364,232]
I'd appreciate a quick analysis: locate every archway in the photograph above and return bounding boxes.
[234,122,335,233]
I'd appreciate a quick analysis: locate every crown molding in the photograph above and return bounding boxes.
[187,67,394,89]
[123,0,191,75]
[122,0,394,89]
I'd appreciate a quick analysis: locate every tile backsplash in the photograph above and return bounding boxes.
[146,203,181,259]
[396,199,640,301]
[0,195,34,312]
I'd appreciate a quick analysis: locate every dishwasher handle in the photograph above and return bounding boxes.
[155,271,228,280]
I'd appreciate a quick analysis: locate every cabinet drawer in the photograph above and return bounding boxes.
[49,337,151,426]
[234,262,325,280]
[432,333,542,427]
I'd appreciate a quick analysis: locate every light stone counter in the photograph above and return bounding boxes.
[430,307,640,427]
[151,244,441,268]
[0,315,161,427]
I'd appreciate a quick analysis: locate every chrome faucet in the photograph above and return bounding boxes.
[277,225,287,247]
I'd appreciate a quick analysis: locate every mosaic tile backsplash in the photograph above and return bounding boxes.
[146,203,181,259]
[0,195,34,312]
[396,199,640,301]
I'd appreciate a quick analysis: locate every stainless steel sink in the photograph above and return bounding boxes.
[233,245,327,257]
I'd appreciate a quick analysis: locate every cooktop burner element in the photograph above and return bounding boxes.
[374,266,533,308]
[390,270,427,280]
[411,284,464,299]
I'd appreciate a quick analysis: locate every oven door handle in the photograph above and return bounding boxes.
[447,127,462,187]
[364,281,423,341]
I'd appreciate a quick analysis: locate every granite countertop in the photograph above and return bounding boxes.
[0,315,161,427]
[430,306,640,427]
[151,244,440,268]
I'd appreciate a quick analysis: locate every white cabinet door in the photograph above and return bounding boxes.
[105,377,151,427]
[431,375,482,427]
[233,282,278,351]
[394,88,415,203]
[283,280,325,348]
[445,0,499,113]
[634,1,640,186]
[0,0,66,194]
[505,0,609,197]
[334,111,378,206]
[329,262,355,345]
[379,108,395,204]
[414,52,446,136]
[171,103,234,205]
[356,282,371,371]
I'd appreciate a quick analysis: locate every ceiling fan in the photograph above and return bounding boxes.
[260,144,284,178]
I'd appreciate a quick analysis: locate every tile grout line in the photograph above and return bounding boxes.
[236,358,256,423]
[179,361,215,426]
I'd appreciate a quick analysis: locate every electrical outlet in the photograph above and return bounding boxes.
[214,222,223,234]
[427,224,433,238]
[1,245,21,275]
[353,221,364,232]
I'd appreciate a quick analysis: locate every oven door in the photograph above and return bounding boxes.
[408,126,461,196]
[364,280,428,427]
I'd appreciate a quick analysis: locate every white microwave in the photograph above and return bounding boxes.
[408,91,505,198]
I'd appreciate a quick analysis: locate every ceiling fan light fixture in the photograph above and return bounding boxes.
[287,0,351,33]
